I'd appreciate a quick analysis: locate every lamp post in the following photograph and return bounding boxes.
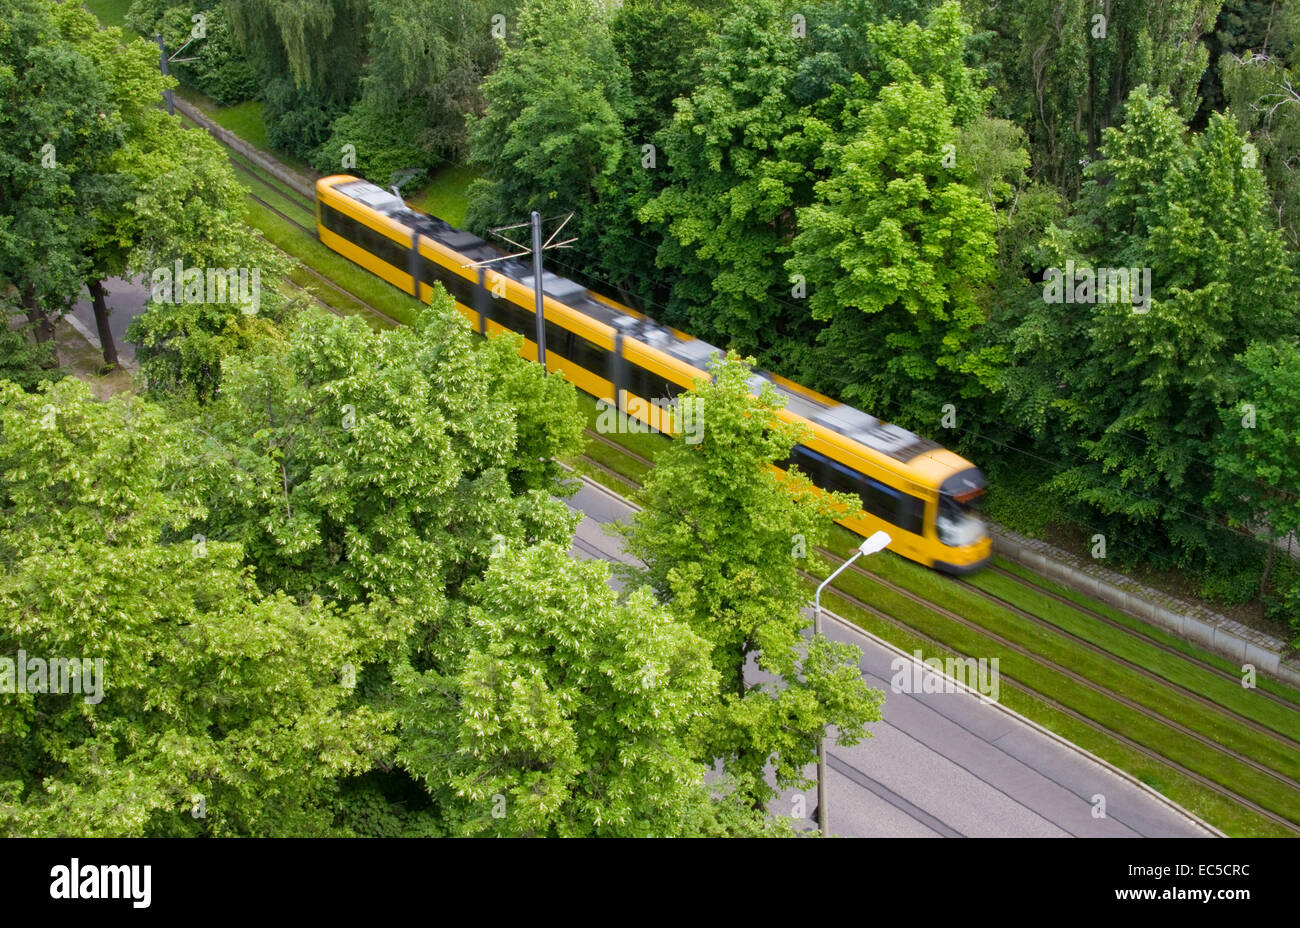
[812,530,890,837]
[531,210,546,368]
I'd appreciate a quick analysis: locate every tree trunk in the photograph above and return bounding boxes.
[87,278,118,367]
[20,283,57,367]
[1260,543,1277,599]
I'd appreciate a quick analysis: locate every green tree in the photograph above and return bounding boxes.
[1220,3,1300,247]
[393,540,780,836]
[315,0,518,179]
[0,378,396,836]
[62,3,201,369]
[465,0,643,290]
[970,0,1222,196]
[0,321,56,389]
[0,0,121,354]
[225,0,369,160]
[1211,339,1300,600]
[788,79,999,428]
[123,110,293,401]
[126,1,259,105]
[621,355,884,809]
[186,302,583,607]
[638,0,809,350]
[610,0,725,143]
[1015,88,1299,574]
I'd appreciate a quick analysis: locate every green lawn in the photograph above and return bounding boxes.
[174,88,274,152]
[967,568,1300,738]
[409,164,480,227]
[242,200,426,329]
[83,0,133,30]
[994,559,1300,706]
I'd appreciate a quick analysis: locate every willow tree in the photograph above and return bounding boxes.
[226,0,370,157]
[1220,2,1300,247]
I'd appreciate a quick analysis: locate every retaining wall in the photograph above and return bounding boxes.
[991,526,1300,689]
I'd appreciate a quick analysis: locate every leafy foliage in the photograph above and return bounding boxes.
[393,540,770,836]
[184,300,583,607]
[126,0,259,105]
[465,0,644,290]
[621,355,884,807]
[0,378,395,836]
[789,78,998,428]
[1005,87,1299,573]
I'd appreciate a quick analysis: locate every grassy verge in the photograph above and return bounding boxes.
[225,147,315,208]
[967,568,1300,737]
[83,0,132,30]
[173,86,316,175]
[994,559,1300,706]
[409,164,480,227]
[824,558,1300,821]
[241,201,424,328]
[835,549,1300,783]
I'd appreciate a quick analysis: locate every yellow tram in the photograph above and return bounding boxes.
[316,174,991,573]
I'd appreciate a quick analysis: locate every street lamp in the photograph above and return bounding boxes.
[812,530,890,837]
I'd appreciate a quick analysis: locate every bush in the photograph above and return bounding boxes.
[184,13,258,105]
[313,99,433,188]
[263,77,343,162]
[1192,529,1267,606]
[1264,560,1300,646]
[126,1,257,105]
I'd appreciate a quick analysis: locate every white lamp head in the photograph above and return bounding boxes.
[858,531,891,556]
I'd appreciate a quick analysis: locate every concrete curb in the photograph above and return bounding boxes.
[991,526,1300,689]
[172,99,318,201]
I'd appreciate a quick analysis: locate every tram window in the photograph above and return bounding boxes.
[624,358,683,402]
[781,445,826,485]
[570,333,611,378]
[895,495,925,536]
[784,444,925,535]
[322,203,410,271]
[860,478,902,521]
[485,294,534,334]
[422,256,478,307]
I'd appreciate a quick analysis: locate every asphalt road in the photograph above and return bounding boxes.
[562,474,1216,838]
[67,276,149,366]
